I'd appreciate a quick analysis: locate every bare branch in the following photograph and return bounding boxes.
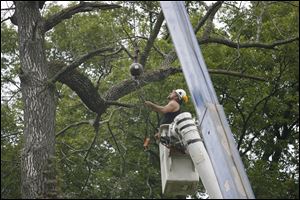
[240,135,258,157]
[1,17,11,23]
[81,108,120,162]
[237,89,278,149]
[1,3,15,24]
[99,47,123,57]
[265,1,299,7]
[120,44,134,60]
[80,162,92,195]
[44,2,121,32]
[209,69,267,81]
[199,36,299,49]
[1,89,21,103]
[120,22,135,49]
[49,47,116,84]
[55,120,91,137]
[57,142,88,163]
[152,45,166,58]
[1,7,15,11]
[1,77,20,90]
[107,122,126,174]
[84,114,101,161]
[194,1,223,34]
[139,11,164,67]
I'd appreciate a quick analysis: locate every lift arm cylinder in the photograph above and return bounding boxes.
[173,112,222,199]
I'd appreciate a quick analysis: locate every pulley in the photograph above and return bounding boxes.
[130,44,143,78]
[130,62,143,78]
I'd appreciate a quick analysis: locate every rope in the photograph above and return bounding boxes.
[133,79,145,102]
[132,1,139,63]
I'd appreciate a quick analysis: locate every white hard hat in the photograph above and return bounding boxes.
[175,89,186,100]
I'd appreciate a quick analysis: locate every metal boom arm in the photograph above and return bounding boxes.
[160,1,255,199]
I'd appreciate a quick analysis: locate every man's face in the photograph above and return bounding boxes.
[167,90,177,100]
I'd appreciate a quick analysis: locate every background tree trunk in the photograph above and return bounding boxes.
[15,2,57,198]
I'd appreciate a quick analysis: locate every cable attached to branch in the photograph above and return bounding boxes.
[129,1,144,79]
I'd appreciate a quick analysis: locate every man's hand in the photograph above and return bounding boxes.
[144,101,153,108]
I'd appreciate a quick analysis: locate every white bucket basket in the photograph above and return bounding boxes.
[159,124,199,196]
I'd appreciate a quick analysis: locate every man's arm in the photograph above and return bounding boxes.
[145,100,179,114]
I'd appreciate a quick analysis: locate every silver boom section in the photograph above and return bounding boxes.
[160,1,255,199]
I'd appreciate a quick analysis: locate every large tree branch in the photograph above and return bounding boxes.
[199,36,299,49]
[104,66,267,101]
[50,60,267,114]
[104,67,181,101]
[44,2,121,32]
[49,61,107,114]
[139,11,164,67]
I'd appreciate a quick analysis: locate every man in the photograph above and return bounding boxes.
[143,89,188,150]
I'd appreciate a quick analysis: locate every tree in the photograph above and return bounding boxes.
[6,1,120,198]
[1,1,298,199]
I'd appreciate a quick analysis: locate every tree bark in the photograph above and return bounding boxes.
[15,2,57,198]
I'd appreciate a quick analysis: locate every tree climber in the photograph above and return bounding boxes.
[143,89,189,150]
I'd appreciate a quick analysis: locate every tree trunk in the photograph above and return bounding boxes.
[15,2,57,198]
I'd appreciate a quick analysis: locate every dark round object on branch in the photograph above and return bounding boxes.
[130,63,143,77]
